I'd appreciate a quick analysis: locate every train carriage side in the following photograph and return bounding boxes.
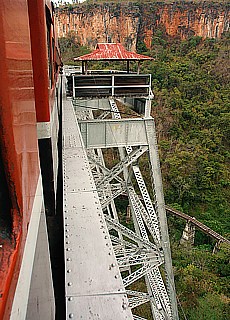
[28,0,62,217]
[0,0,62,319]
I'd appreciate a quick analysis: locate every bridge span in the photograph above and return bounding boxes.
[63,52,179,320]
[166,206,230,245]
[63,98,133,319]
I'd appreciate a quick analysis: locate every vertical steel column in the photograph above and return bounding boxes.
[144,97,152,118]
[72,75,75,99]
[112,75,115,96]
[144,119,179,320]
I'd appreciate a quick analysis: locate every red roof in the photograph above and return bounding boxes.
[74,43,153,61]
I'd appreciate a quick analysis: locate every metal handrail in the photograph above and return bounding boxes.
[72,73,152,98]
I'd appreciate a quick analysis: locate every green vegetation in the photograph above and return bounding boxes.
[136,31,230,319]
[59,31,90,65]
[172,243,230,319]
[137,31,230,231]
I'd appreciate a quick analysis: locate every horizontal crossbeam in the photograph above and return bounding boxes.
[128,296,150,309]
[117,251,163,268]
[79,118,155,149]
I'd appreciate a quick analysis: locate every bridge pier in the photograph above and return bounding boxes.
[180,221,196,246]
[212,240,222,254]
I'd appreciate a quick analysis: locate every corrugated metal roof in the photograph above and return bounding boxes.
[74,43,153,61]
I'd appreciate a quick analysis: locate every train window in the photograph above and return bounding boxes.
[0,146,12,236]
[46,6,53,88]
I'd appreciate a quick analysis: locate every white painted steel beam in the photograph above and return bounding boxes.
[133,316,147,320]
[72,96,178,320]
[108,98,165,320]
[100,183,127,209]
[128,296,150,309]
[105,216,157,251]
[123,264,156,287]
[96,146,148,188]
[63,98,133,319]
[79,118,153,148]
[108,99,177,319]
[144,120,178,319]
[116,251,163,267]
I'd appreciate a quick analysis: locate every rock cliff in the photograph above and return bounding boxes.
[56,1,230,51]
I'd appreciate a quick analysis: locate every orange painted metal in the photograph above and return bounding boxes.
[28,0,51,123]
[28,0,61,122]
[0,0,40,318]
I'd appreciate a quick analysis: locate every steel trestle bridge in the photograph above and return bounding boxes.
[63,62,179,320]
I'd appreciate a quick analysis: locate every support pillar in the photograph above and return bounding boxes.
[180,221,196,245]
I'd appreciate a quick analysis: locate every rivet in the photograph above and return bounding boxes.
[66,241,70,244]
[68,282,72,286]
[68,297,73,301]
[115,275,118,279]
[69,313,74,318]
[67,269,71,273]
[67,258,71,261]
[66,248,71,251]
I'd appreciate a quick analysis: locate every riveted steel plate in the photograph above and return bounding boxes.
[63,153,95,192]
[79,118,150,149]
[63,97,133,319]
[64,191,124,295]
[66,295,132,320]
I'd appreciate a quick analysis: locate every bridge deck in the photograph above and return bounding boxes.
[63,98,133,319]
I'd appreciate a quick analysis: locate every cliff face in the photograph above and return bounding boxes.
[56,2,230,51]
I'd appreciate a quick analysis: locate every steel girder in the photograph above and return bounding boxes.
[109,100,175,319]
[75,98,178,320]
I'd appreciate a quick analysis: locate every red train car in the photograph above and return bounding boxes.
[0,0,62,319]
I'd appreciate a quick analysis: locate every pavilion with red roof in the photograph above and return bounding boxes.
[69,43,153,99]
[74,43,153,74]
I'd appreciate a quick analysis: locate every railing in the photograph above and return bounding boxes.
[64,65,81,76]
[69,73,152,98]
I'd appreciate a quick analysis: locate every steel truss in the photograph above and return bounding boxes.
[74,98,178,320]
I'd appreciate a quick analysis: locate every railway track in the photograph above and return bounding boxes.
[166,205,230,245]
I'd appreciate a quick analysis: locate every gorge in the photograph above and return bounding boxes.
[56,1,230,51]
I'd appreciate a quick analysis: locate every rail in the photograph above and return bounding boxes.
[166,205,230,245]
[70,73,152,98]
